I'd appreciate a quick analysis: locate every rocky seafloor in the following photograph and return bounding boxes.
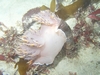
[0,0,100,75]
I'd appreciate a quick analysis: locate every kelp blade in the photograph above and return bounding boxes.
[50,0,56,12]
[55,0,91,20]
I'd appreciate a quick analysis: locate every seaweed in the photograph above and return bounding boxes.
[55,0,89,20]
[88,9,100,21]
[40,5,49,10]
[50,0,56,12]
[40,0,55,11]
[40,0,91,20]
[15,58,29,75]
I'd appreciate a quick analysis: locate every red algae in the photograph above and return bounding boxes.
[88,9,100,20]
[0,55,5,61]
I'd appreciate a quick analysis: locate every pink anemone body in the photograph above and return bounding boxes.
[16,10,67,65]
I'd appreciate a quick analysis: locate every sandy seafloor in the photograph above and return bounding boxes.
[0,0,100,75]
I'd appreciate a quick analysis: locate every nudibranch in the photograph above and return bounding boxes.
[16,8,74,65]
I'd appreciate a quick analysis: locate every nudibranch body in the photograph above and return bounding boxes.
[16,10,67,65]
